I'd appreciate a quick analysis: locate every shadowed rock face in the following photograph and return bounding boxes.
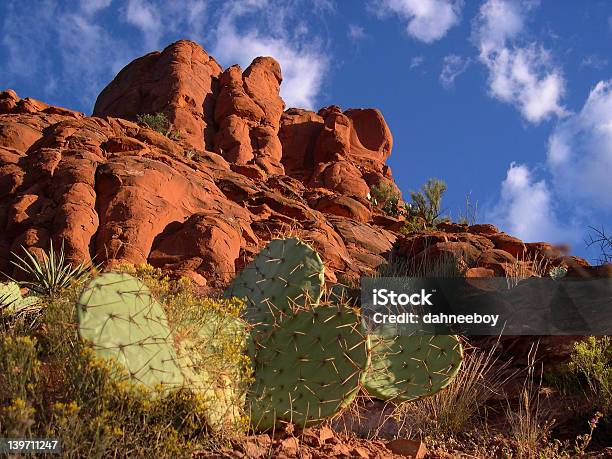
[0,40,604,295]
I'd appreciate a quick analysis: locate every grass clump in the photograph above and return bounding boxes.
[377,251,465,278]
[394,339,513,437]
[137,112,181,140]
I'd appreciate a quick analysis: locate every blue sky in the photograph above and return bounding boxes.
[1,0,611,262]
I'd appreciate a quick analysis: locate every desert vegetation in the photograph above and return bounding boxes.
[369,178,451,233]
[1,239,610,458]
[137,112,182,140]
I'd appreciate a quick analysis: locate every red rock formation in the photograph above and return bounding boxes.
[93,40,222,151]
[1,39,606,296]
[394,222,590,278]
[0,45,401,288]
[279,104,396,199]
[213,58,285,176]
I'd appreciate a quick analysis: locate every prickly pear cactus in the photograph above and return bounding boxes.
[365,329,463,402]
[248,303,370,430]
[224,238,325,325]
[76,272,185,391]
[0,282,39,314]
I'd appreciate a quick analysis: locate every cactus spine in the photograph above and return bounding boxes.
[364,327,463,402]
[224,238,325,325]
[248,302,370,430]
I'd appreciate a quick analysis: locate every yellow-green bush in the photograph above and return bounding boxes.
[112,263,252,432]
[48,348,213,458]
[568,336,612,415]
[0,336,40,402]
[0,263,252,457]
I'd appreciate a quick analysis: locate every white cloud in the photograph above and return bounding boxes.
[475,0,566,123]
[1,0,327,112]
[125,0,162,49]
[1,1,130,108]
[211,1,328,109]
[547,80,612,210]
[489,82,612,248]
[379,0,463,43]
[80,0,113,16]
[57,12,132,102]
[1,0,212,111]
[488,163,572,243]
[348,24,366,40]
[476,0,526,53]
[440,54,470,88]
[409,55,424,69]
[580,55,608,70]
[122,0,209,49]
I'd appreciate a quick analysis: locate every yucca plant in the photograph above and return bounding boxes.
[10,241,92,298]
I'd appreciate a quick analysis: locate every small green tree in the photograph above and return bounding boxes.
[403,178,447,231]
[368,182,402,217]
[136,112,181,139]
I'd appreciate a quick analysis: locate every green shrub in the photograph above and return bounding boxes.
[568,336,612,415]
[0,398,37,438]
[402,178,447,232]
[49,347,214,458]
[0,336,40,403]
[369,181,402,216]
[136,112,181,140]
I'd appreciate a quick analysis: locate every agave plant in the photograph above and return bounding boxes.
[10,240,93,297]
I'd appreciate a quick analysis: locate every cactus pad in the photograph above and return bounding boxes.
[224,238,325,325]
[248,303,369,430]
[76,272,185,391]
[365,330,463,402]
[0,282,39,315]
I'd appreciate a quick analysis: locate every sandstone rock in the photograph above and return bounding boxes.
[214,58,285,175]
[386,439,427,458]
[0,90,19,113]
[0,121,43,153]
[319,160,370,197]
[468,223,499,235]
[313,194,371,222]
[566,263,612,278]
[148,213,242,285]
[94,40,222,151]
[279,108,324,178]
[465,267,496,278]
[489,232,526,258]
